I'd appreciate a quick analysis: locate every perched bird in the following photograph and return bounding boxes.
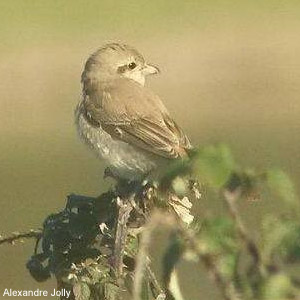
[75,43,192,181]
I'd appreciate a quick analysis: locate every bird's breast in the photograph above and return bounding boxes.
[75,110,158,180]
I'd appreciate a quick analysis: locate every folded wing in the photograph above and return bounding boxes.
[82,79,192,159]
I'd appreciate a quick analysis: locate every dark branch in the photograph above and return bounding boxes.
[0,229,42,246]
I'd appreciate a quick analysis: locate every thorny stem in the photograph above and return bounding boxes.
[113,196,134,278]
[133,212,172,300]
[133,214,156,300]
[146,264,165,298]
[114,192,165,299]
[0,229,42,246]
[134,211,240,300]
[176,221,240,300]
[222,189,265,277]
[126,241,164,299]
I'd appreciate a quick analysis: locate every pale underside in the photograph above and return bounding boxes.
[76,112,165,180]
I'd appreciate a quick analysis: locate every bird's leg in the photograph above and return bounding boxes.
[188,179,202,199]
[139,179,157,199]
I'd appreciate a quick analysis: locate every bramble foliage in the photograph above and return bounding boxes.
[21,144,300,299]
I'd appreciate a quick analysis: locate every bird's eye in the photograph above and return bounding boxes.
[128,62,137,70]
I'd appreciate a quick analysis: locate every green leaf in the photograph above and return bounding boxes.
[73,282,91,300]
[262,274,294,300]
[104,282,119,300]
[199,217,238,280]
[218,253,239,279]
[172,177,188,197]
[261,215,300,263]
[200,217,237,253]
[126,234,139,257]
[86,266,103,284]
[161,158,191,189]
[266,168,298,206]
[194,144,235,188]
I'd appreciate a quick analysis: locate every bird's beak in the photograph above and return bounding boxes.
[142,63,160,76]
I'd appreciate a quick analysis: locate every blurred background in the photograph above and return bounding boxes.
[0,0,299,299]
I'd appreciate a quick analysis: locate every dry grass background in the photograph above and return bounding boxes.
[0,1,300,299]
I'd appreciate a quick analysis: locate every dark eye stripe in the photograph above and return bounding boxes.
[118,62,137,73]
[117,65,127,73]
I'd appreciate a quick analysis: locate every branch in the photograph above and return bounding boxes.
[113,196,134,278]
[222,189,264,276]
[0,229,42,246]
[176,220,240,300]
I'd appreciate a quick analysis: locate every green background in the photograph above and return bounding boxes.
[0,1,299,299]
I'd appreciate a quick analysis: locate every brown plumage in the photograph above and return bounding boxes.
[75,43,192,180]
[82,78,191,158]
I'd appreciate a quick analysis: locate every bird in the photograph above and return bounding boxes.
[75,43,192,182]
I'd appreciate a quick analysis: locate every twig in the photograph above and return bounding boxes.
[146,264,164,298]
[125,233,164,298]
[176,221,240,300]
[133,210,241,300]
[133,215,154,300]
[0,229,42,246]
[223,190,262,271]
[133,212,169,300]
[113,196,134,278]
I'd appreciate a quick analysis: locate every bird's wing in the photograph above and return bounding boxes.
[102,115,192,158]
[82,79,192,159]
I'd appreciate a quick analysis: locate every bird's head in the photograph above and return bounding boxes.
[82,43,159,87]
